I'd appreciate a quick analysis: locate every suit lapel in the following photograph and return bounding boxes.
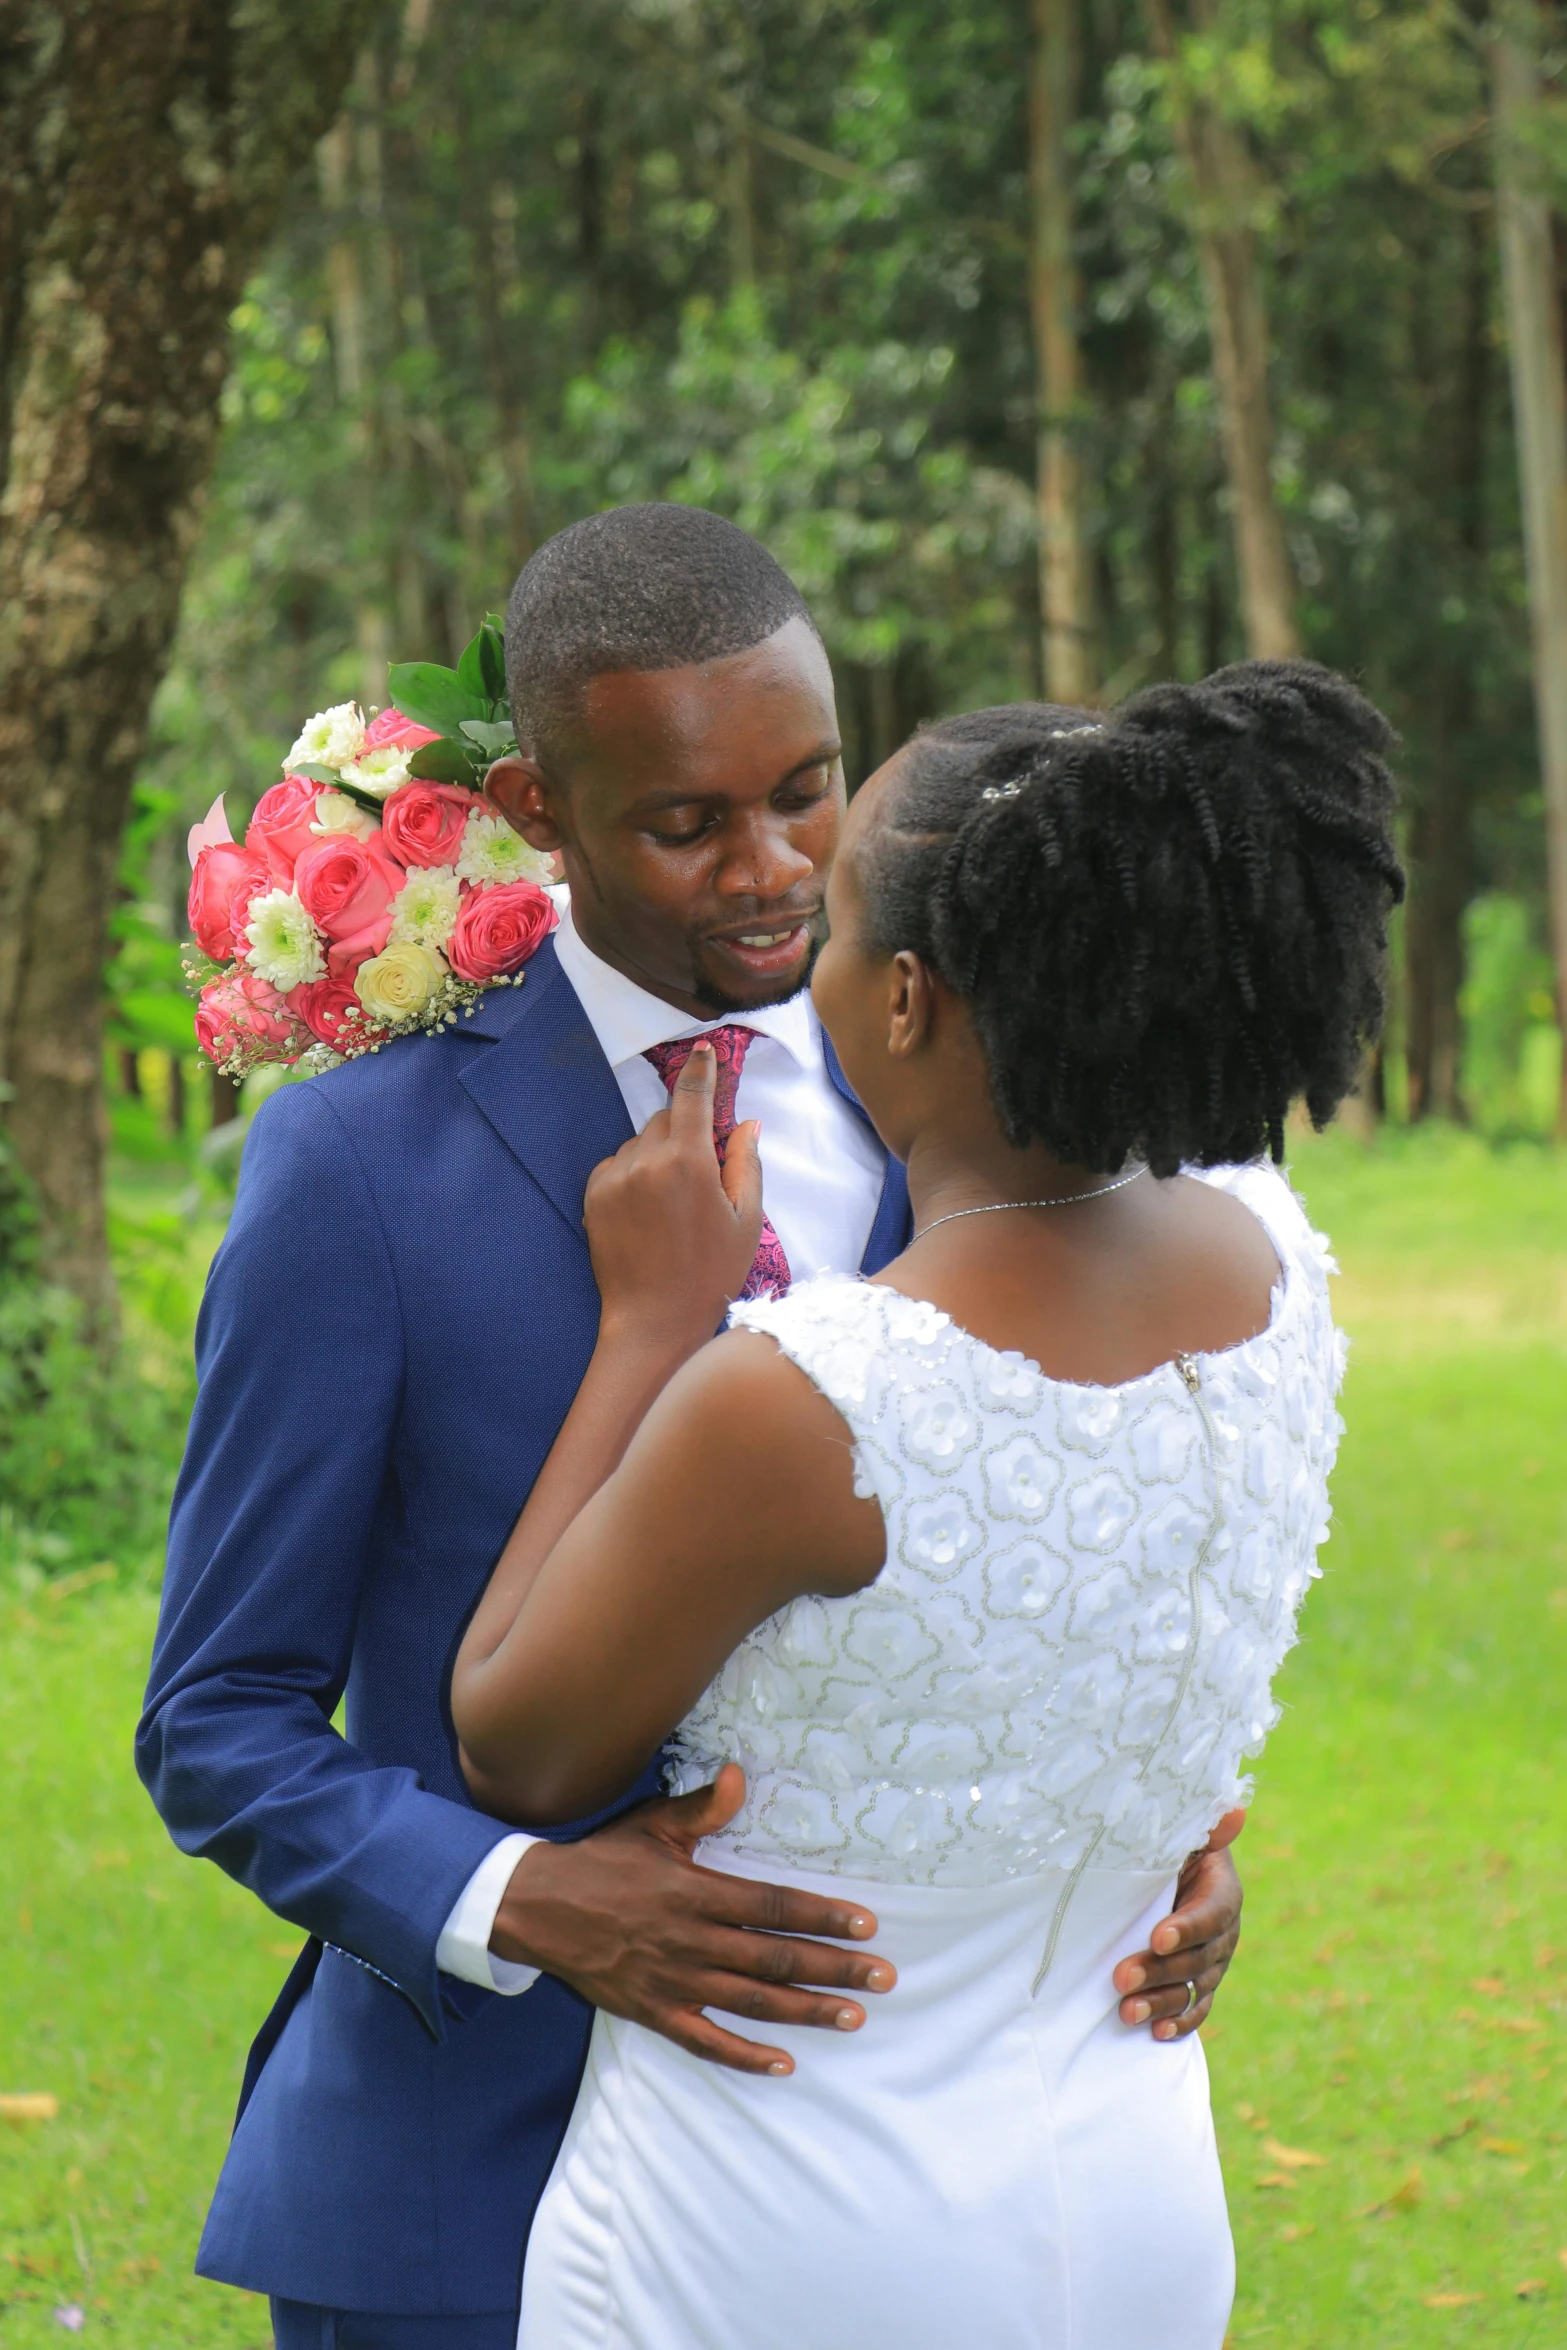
[821,1029,912,1275]
[456,939,634,1242]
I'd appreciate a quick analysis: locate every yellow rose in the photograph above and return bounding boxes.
[354,941,445,1025]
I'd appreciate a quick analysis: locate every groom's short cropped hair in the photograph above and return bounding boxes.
[504,504,817,771]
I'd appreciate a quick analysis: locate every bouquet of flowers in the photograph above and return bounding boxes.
[187,617,557,1078]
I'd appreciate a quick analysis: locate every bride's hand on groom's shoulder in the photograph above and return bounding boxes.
[585,1043,764,1354]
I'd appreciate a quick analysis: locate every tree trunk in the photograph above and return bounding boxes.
[1028,0,1095,703]
[1492,5,1567,1137]
[0,1,375,1317]
[1406,203,1488,1123]
[1144,0,1300,662]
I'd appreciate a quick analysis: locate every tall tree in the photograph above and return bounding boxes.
[1405,197,1490,1122]
[1492,0,1567,1134]
[1028,0,1095,701]
[1143,0,1300,660]
[0,0,376,1316]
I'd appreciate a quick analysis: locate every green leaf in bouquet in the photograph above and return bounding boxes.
[456,632,490,706]
[292,762,345,787]
[477,622,507,704]
[387,660,489,739]
[330,775,397,815]
[408,737,484,787]
[459,719,518,756]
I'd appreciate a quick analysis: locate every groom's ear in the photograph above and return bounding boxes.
[486,753,567,854]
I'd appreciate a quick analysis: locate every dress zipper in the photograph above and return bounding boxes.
[1031,1351,1222,1997]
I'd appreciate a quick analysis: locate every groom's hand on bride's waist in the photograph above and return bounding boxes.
[486,1763,896,2076]
[1112,1812,1245,2041]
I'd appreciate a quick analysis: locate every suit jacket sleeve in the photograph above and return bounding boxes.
[135,1079,514,2040]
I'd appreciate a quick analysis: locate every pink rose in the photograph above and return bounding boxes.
[247,775,325,885]
[381,781,481,868]
[287,975,380,1051]
[188,842,269,963]
[194,972,305,1067]
[293,834,404,977]
[447,881,557,984]
[362,708,441,754]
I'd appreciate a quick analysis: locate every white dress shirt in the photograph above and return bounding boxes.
[437,900,890,1993]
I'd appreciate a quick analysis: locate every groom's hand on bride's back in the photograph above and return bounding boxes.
[1112,1811,1245,2041]
[487,1764,896,2075]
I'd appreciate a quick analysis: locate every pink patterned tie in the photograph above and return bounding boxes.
[643,1027,791,1301]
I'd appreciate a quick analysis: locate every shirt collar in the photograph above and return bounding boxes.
[550,899,818,1073]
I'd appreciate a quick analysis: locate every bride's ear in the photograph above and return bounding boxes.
[886,950,936,1060]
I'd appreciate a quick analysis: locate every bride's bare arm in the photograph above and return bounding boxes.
[451,1044,883,1824]
[455,1330,882,1823]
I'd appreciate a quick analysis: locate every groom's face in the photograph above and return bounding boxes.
[486,617,844,1019]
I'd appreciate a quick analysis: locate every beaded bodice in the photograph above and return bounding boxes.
[667,1164,1344,1887]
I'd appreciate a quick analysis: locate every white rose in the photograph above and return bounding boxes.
[244,889,325,992]
[355,940,445,1025]
[309,789,379,842]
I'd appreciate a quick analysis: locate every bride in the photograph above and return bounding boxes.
[452,660,1402,2350]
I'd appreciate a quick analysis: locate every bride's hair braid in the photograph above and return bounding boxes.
[855,660,1404,1177]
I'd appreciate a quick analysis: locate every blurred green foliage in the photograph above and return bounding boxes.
[114,0,1560,1150]
[0,1129,197,1583]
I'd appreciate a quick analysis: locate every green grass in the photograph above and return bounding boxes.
[2,1125,1565,2346]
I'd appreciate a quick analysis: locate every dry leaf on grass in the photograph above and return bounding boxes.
[1358,2168,1425,2217]
[1263,2138,1328,2169]
[1480,2136,1526,2155]
[1256,2171,1298,2191]
[1516,2280,1549,2300]
[1423,2292,1483,2309]
[0,2093,59,2122]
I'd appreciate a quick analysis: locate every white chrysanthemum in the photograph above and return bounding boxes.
[340,745,412,798]
[287,702,367,773]
[355,941,445,1025]
[455,809,553,888]
[309,789,379,841]
[244,889,325,991]
[388,867,460,953]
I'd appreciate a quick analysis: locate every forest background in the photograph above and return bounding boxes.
[3,0,1564,1570]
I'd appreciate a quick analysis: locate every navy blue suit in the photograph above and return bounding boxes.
[137,937,910,2319]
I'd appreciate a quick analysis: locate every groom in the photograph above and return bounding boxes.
[139,504,1244,2347]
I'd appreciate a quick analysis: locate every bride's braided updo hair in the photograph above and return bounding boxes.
[856,659,1405,1177]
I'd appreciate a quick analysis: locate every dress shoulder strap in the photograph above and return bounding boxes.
[728,1275,961,1518]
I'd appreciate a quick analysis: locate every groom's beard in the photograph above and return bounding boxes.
[689,923,824,1015]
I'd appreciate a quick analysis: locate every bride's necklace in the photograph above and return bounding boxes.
[916,1167,1145,1240]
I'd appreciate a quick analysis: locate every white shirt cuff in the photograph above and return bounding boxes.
[436,1833,543,1995]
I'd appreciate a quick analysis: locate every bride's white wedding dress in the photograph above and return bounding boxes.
[519,1165,1343,2350]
